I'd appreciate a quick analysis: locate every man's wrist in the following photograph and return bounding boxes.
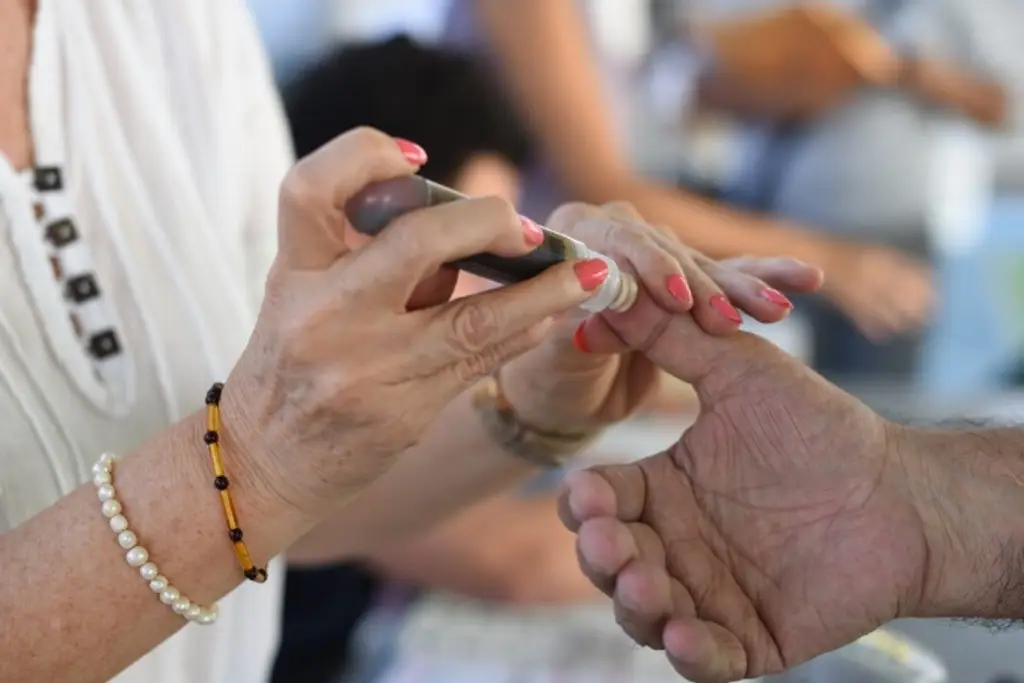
[895,423,1024,619]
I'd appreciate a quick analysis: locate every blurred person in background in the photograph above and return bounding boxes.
[645,0,1016,379]
[442,0,938,381]
[0,2,824,682]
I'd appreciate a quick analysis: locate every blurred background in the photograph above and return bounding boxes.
[245,1,1024,681]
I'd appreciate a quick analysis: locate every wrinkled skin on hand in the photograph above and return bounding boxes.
[560,292,930,682]
[500,202,824,436]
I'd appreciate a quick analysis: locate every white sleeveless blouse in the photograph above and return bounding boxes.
[0,1,292,681]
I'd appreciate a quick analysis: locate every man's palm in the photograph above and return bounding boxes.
[563,296,929,681]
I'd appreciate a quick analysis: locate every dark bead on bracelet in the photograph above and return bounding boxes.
[205,383,223,406]
[214,475,229,490]
[203,430,219,444]
[244,567,258,581]
[228,528,243,542]
[254,568,268,583]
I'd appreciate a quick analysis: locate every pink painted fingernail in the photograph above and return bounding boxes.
[574,259,610,291]
[394,138,428,166]
[521,216,545,246]
[710,295,742,324]
[666,274,692,305]
[760,288,793,309]
[573,321,590,353]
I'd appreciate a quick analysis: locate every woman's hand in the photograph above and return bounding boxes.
[220,128,609,523]
[498,202,825,434]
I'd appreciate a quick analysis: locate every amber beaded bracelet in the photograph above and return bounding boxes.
[204,382,268,583]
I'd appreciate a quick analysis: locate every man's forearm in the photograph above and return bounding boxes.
[288,388,541,562]
[899,424,1024,619]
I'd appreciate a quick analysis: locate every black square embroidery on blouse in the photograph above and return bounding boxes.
[65,274,101,303]
[88,330,122,359]
[45,218,78,247]
[34,167,64,192]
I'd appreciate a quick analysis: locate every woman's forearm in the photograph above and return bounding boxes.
[0,408,303,683]
[288,388,541,562]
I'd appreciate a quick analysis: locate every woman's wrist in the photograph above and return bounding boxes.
[112,408,293,600]
[473,373,605,468]
[214,379,320,554]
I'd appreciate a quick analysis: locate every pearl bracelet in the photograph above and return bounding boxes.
[93,452,219,625]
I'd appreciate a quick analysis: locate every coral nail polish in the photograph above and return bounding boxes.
[760,288,793,309]
[573,321,590,353]
[666,274,692,305]
[394,138,428,166]
[574,259,610,291]
[710,294,743,324]
[521,216,545,246]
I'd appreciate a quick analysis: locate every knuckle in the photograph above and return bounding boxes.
[654,247,686,274]
[382,213,430,262]
[446,299,503,354]
[476,195,520,235]
[626,225,663,255]
[601,200,643,222]
[278,163,322,212]
[591,217,626,253]
[452,345,503,385]
[342,125,393,155]
[453,324,545,384]
[547,202,599,233]
[632,310,676,357]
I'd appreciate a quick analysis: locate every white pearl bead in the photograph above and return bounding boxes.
[185,605,202,621]
[172,597,191,614]
[117,530,138,549]
[101,499,122,518]
[92,462,108,476]
[160,586,180,605]
[195,609,218,625]
[139,562,159,581]
[149,575,168,592]
[96,484,115,502]
[92,471,111,486]
[125,545,149,567]
[109,514,129,533]
[100,452,117,465]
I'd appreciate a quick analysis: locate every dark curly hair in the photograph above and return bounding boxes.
[284,35,532,186]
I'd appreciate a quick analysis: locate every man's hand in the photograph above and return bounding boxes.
[562,293,931,681]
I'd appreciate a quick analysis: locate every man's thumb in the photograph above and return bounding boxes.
[594,290,772,400]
